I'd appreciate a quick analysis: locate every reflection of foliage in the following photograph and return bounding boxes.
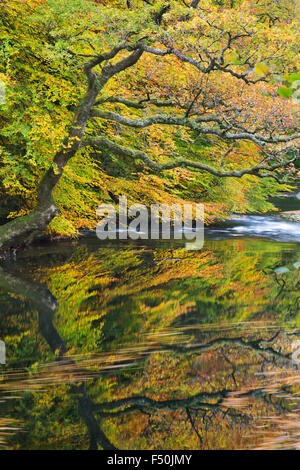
[37,239,300,353]
[0,237,299,449]
[268,261,300,323]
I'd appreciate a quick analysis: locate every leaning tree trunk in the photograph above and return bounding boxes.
[0,70,99,252]
[0,47,144,253]
[0,200,58,251]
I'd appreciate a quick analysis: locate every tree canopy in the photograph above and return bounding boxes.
[0,0,299,247]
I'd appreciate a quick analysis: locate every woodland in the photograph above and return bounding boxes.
[0,0,300,451]
[0,0,299,248]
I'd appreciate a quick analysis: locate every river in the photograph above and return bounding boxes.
[0,195,299,450]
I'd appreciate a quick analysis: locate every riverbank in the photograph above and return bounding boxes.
[280,210,300,222]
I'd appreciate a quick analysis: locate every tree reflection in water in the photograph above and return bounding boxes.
[0,238,299,449]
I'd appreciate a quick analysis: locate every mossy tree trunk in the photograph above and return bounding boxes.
[0,48,143,252]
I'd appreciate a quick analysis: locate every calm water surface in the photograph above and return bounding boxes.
[0,197,299,450]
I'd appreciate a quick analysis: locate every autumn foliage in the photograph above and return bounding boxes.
[0,0,299,238]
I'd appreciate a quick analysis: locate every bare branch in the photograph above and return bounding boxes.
[94,96,178,109]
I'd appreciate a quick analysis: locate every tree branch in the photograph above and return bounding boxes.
[82,136,295,182]
[89,108,300,146]
[94,96,178,109]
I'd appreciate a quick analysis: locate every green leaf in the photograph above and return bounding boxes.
[287,72,300,83]
[278,87,294,98]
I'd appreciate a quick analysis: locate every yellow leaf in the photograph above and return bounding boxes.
[255,62,270,77]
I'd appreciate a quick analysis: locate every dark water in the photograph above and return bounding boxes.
[0,196,299,450]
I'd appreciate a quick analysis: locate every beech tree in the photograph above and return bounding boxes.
[0,0,299,250]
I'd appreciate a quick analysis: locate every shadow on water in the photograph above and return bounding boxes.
[0,211,299,449]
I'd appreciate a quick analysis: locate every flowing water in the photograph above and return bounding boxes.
[0,196,299,450]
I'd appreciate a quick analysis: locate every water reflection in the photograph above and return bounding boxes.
[0,237,299,449]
